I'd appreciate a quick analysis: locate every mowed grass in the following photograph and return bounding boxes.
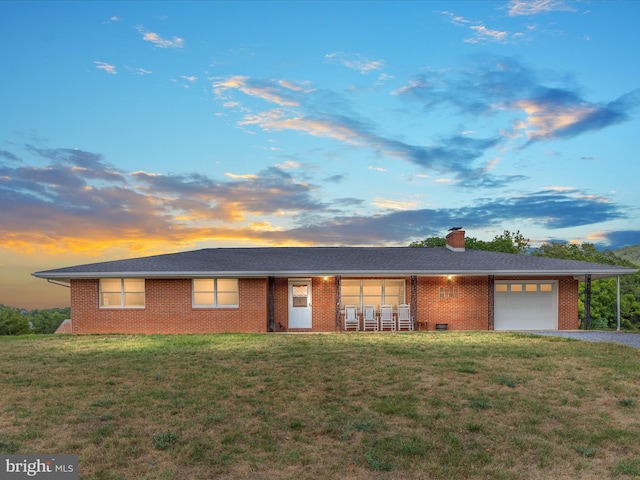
[1,332,640,479]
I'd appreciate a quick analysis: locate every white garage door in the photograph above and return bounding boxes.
[494,281,558,330]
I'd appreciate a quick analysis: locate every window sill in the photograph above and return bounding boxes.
[192,305,239,309]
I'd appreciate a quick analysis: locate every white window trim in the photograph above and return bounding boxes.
[192,278,239,308]
[99,278,145,309]
[340,279,406,310]
[495,280,556,294]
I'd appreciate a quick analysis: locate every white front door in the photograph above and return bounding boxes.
[288,279,312,329]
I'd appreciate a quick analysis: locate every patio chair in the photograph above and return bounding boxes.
[344,305,360,331]
[363,305,378,331]
[397,304,413,331]
[379,304,396,331]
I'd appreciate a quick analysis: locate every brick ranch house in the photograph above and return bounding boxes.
[33,230,636,334]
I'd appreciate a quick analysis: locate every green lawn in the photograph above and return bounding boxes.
[1,332,640,479]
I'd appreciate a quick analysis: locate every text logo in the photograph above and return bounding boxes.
[1,455,78,479]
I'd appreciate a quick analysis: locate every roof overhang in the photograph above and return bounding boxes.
[33,268,636,282]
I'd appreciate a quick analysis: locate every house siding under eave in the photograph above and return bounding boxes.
[65,274,580,334]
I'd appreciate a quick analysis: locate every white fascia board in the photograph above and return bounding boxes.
[34,267,636,280]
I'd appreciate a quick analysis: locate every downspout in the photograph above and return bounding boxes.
[267,277,275,332]
[488,275,495,331]
[617,275,621,332]
[410,276,418,330]
[335,275,342,331]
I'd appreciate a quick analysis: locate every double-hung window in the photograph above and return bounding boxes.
[193,279,239,308]
[100,278,145,308]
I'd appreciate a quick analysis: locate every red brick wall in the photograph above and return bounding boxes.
[273,278,289,332]
[70,278,267,334]
[312,277,339,331]
[415,275,579,331]
[558,277,579,329]
[417,276,489,330]
[69,274,580,333]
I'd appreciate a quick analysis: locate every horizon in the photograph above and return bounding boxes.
[2,1,639,309]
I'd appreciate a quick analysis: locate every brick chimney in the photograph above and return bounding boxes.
[446,229,465,252]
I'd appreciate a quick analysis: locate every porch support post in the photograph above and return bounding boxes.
[488,275,495,331]
[267,276,275,332]
[584,274,592,330]
[411,276,418,330]
[335,275,342,331]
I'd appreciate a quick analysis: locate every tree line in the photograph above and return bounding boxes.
[411,230,640,330]
[0,306,70,335]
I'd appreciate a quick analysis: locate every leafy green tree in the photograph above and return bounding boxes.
[410,230,530,254]
[532,242,640,330]
[467,230,530,254]
[0,305,30,335]
[409,237,446,248]
[531,242,629,266]
[28,308,70,334]
[621,293,640,325]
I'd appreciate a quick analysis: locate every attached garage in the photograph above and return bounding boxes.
[494,281,558,330]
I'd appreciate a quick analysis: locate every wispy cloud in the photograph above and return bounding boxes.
[126,67,152,75]
[266,187,627,246]
[465,25,509,44]
[440,10,472,26]
[0,146,335,253]
[213,57,637,193]
[224,172,258,180]
[213,76,304,107]
[0,145,628,254]
[324,52,385,74]
[393,56,640,143]
[237,106,501,180]
[594,230,640,250]
[508,0,576,16]
[469,188,626,229]
[239,110,367,144]
[94,61,117,74]
[136,26,185,49]
[373,197,420,210]
[0,150,21,162]
[441,11,524,44]
[215,72,503,179]
[275,160,301,170]
[514,87,640,143]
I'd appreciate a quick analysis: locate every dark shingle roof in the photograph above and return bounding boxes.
[33,247,636,281]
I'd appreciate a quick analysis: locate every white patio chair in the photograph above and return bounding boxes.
[379,304,396,331]
[344,305,360,331]
[363,305,378,331]
[397,304,413,331]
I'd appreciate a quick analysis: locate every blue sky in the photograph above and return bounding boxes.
[1,0,639,308]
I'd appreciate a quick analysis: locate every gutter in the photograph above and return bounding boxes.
[33,267,637,281]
